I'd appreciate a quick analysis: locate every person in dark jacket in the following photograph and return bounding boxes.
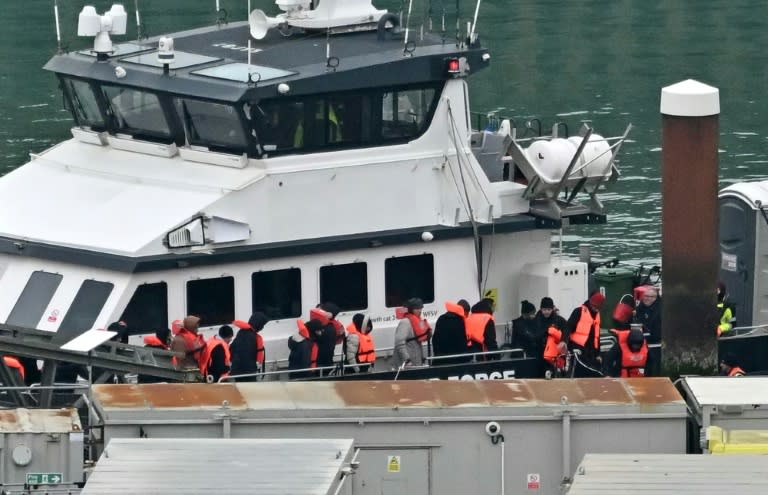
[432,299,471,365]
[565,291,605,377]
[229,312,268,382]
[288,319,322,379]
[535,297,567,377]
[634,287,662,344]
[466,299,499,359]
[511,300,539,356]
[138,327,172,384]
[203,325,234,383]
[315,305,338,373]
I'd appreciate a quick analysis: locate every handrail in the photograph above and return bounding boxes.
[427,347,525,362]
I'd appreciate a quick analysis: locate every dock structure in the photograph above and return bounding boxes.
[660,79,721,374]
[91,378,686,495]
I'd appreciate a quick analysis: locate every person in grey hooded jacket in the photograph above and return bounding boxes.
[392,298,430,369]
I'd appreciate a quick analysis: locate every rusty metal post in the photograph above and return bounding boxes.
[660,79,720,375]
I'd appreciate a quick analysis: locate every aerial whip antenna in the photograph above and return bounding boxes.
[134,0,143,40]
[403,0,414,47]
[469,0,481,44]
[53,0,62,53]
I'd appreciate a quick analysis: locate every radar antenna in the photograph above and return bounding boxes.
[77,4,128,61]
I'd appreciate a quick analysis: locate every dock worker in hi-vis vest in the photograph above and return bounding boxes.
[716,281,736,337]
[565,291,605,377]
[393,298,431,368]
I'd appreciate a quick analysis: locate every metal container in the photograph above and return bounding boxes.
[0,408,83,489]
[568,453,768,495]
[679,376,768,452]
[92,378,686,495]
[81,438,354,495]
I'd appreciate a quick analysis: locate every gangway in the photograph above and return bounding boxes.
[0,323,197,407]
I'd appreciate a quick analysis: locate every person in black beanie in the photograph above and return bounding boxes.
[511,300,539,358]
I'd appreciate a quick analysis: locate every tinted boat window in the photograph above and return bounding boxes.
[175,99,248,152]
[102,85,171,140]
[6,271,63,328]
[320,262,368,311]
[119,282,169,336]
[256,100,305,152]
[186,276,235,327]
[385,254,435,307]
[63,78,104,129]
[58,280,115,340]
[252,269,301,320]
[381,87,437,141]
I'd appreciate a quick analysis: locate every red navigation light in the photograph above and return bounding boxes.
[447,58,460,74]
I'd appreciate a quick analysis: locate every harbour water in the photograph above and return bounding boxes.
[2,0,767,266]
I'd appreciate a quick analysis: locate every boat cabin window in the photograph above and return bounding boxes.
[119,282,169,336]
[252,268,302,320]
[319,262,368,311]
[253,82,440,156]
[186,276,235,327]
[5,271,63,328]
[102,85,172,142]
[175,99,248,153]
[57,280,115,340]
[62,78,105,130]
[385,254,435,307]
[381,87,437,141]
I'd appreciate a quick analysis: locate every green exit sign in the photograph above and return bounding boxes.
[26,472,63,485]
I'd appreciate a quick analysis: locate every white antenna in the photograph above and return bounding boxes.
[78,4,128,61]
[403,0,414,46]
[134,0,142,40]
[53,0,62,53]
[468,0,481,43]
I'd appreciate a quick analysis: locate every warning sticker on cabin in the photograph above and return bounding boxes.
[526,473,540,490]
[721,252,738,272]
[483,288,498,310]
[387,455,401,473]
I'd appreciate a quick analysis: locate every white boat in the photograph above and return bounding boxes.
[0,0,629,367]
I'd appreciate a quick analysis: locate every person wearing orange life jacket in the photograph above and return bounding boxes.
[170,316,206,370]
[138,328,173,384]
[720,352,746,377]
[289,319,323,379]
[605,325,649,378]
[199,325,234,383]
[432,300,472,365]
[2,356,25,383]
[538,297,568,377]
[229,313,268,382]
[344,313,376,373]
[564,291,605,377]
[321,302,346,346]
[465,299,499,360]
[310,305,337,371]
[393,298,432,368]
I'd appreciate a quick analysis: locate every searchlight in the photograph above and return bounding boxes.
[78,4,128,60]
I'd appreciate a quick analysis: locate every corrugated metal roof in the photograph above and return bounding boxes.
[682,376,768,406]
[92,378,683,412]
[81,438,354,495]
[568,453,768,494]
[0,408,81,433]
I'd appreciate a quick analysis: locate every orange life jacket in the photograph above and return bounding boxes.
[198,336,232,379]
[728,366,745,377]
[3,356,24,380]
[444,301,466,317]
[612,329,648,377]
[143,335,168,348]
[570,306,600,349]
[178,328,205,360]
[346,323,376,364]
[297,319,319,368]
[405,313,431,343]
[465,313,493,350]
[543,326,563,362]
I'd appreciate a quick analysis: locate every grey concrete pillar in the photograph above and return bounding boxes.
[660,79,720,375]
